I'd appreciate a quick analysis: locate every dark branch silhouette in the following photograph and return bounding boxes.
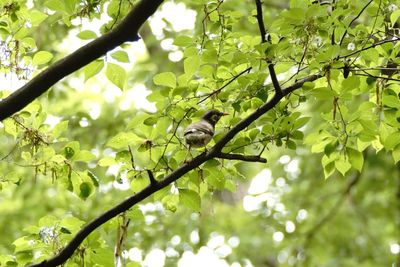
[216,152,267,163]
[254,0,282,95]
[0,0,164,121]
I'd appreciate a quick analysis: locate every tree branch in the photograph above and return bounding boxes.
[146,169,157,185]
[0,0,164,121]
[254,0,282,95]
[339,37,400,59]
[216,152,267,163]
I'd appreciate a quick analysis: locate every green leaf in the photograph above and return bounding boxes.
[111,51,130,63]
[162,194,179,212]
[382,131,400,150]
[390,9,400,26]
[323,161,335,179]
[293,117,310,129]
[45,0,66,12]
[98,156,116,167]
[13,236,35,253]
[179,189,201,211]
[45,0,76,14]
[77,30,97,40]
[205,169,225,189]
[106,132,140,149]
[65,0,77,13]
[91,248,115,266]
[184,55,201,77]
[153,72,176,88]
[382,95,399,108]
[51,154,66,164]
[286,139,297,150]
[393,144,400,163]
[173,35,193,46]
[335,156,351,176]
[32,51,53,65]
[64,147,75,159]
[130,177,149,192]
[74,150,96,162]
[53,120,68,138]
[341,76,360,92]
[79,182,92,199]
[308,87,335,100]
[106,63,126,90]
[84,60,104,81]
[60,216,84,233]
[30,10,48,26]
[127,206,145,222]
[302,81,315,90]
[347,147,363,172]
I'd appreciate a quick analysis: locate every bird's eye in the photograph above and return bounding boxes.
[212,115,219,121]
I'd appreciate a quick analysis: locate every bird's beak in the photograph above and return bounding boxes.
[222,112,229,116]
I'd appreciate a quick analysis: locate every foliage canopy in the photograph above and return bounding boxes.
[0,0,400,266]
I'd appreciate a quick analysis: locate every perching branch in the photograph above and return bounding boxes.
[0,0,164,121]
[216,152,267,163]
[254,0,282,95]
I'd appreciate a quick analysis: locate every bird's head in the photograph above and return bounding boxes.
[201,109,229,126]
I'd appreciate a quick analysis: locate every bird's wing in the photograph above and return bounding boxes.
[184,121,214,136]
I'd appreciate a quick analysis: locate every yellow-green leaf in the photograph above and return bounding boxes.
[84,60,104,81]
[153,72,176,88]
[179,189,201,211]
[111,51,130,63]
[106,63,126,90]
[32,51,53,65]
[77,30,97,40]
[347,147,363,172]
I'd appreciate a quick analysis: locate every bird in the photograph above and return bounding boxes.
[184,109,228,149]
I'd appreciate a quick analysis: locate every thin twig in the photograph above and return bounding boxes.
[339,37,400,59]
[197,67,252,104]
[128,145,135,170]
[353,72,400,83]
[339,0,373,45]
[114,214,130,267]
[154,108,194,169]
[0,140,19,161]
